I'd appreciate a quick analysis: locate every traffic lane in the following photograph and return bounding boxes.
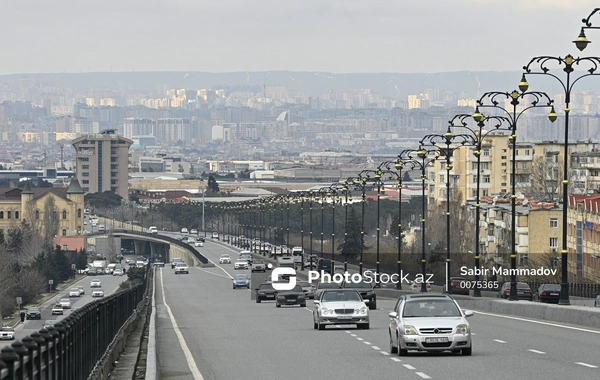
[353,298,599,380]
[158,264,423,380]
[13,272,127,341]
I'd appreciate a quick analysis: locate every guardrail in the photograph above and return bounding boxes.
[0,273,148,380]
[88,230,209,264]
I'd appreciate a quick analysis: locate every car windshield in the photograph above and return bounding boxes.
[343,282,371,289]
[236,259,247,262]
[235,275,249,280]
[60,299,69,302]
[28,308,40,312]
[176,263,187,267]
[402,300,461,317]
[321,290,361,302]
[517,283,530,289]
[221,255,230,258]
[280,285,303,293]
[71,288,79,291]
[44,320,57,326]
[317,282,339,289]
[1,327,14,331]
[259,283,274,290]
[542,284,561,291]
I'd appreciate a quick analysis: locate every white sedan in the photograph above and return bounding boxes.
[92,289,105,297]
[0,327,15,340]
[194,240,204,247]
[234,259,249,270]
[59,298,72,309]
[69,288,81,297]
[90,279,102,287]
[219,254,232,264]
[174,263,189,274]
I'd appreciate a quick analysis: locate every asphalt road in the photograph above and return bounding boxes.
[6,261,131,343]
[153,237,600,380]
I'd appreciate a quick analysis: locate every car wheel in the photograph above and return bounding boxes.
[300,303,306,307]
[369,301,377,310]
[256,299,261,303]
[314,322,318,330]
[361,323,370,330]
[389,333,398,354]
[398,334,407,356]
[318,323,325,330]
[462,346,472,356]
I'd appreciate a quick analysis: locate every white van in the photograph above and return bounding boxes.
[147,226,158,234]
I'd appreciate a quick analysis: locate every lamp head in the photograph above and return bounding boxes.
[472,107,484,123]
[518,74,529,93]
[574,28,591,51]
[417,149,427,159]
[548,106,558,123]
[381,186,386,194]
[395,160,403,170]
[444,129,454,142]
[375,170,382,180]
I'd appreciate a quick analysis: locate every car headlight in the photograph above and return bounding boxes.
[455,324,469,334]
[403,325,418,335]
[354,306,368,315]
[321,308,333,315]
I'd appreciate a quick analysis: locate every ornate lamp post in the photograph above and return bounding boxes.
[372,170,386,277]
[421,128,476,294]
[342,181,352,272]
[352,174,369,274]
[309,190,314,261]
[573,8,600,51]
[449,113,512,296]
[476,89,557,301]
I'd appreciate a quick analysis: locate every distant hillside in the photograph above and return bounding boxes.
[0,71,593,98]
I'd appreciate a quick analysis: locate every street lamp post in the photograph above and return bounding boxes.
[476,89,557,301]
[343,182,351,272]
[378,160,406,290]
[352,174,369,274]
[421,129,476,294]
[299,192,306,270]
[309,191,314,261]
[449,113,512,297]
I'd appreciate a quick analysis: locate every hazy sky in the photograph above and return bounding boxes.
[2,0,599,74]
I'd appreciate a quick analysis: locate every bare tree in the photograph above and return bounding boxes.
[528,154,561,201]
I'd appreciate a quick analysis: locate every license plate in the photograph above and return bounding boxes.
[425,337,449,343]
[550,293,559,296]
[337,316,352,319]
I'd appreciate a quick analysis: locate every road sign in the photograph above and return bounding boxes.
[49,280,54,285]
[16,297,22,305]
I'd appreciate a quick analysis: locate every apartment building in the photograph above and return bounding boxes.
[567,195,600,283]
[71,129,132,198]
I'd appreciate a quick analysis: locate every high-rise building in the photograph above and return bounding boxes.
[71,129,132,198]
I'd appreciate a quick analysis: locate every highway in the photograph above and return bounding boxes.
[154,237,600,380]
[9,264,130,342]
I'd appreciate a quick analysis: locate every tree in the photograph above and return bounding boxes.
[85,191,123,208]
[337,207,367,258]
[42,196,60,249]
[207,175,220,193]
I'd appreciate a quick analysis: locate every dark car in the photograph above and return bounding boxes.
[497,282,533,301]
[317,259,332,273]
[256,282,278,303]
[449,277,470,295]
[533,284,561,303]
[26,307,42,320]
[275,285,306,307]
[595,295,600,308]
[342,281,377,310]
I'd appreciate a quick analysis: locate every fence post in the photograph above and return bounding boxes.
[10,341,27,380]
[52,322,65,380]
[21,336,37,380]
[39,329,54,379]
[0,346,19,380]
[30,332,45,380]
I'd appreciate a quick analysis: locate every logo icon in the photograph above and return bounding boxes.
[271,267,296,290]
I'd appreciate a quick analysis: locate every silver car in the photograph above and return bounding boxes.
[388,294,473,356]
[313,289,369,330]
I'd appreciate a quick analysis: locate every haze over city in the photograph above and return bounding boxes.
[2,0,599,75]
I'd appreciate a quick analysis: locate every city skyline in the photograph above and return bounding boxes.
[2,1,599,75]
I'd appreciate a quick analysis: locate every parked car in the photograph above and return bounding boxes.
[26,307,42,320]
[233,274,250,289]
[497,282,533,301]
[447,277,470,295]
[533,284,561,303]
[313,289,369,330]
[389,294,473,356]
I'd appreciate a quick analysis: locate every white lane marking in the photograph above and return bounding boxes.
[159,268,204,380]
[372,346,381,350]
[345,331,351,333]
[493,339,507,344]
[403,364,416,370]
[380,351,390,356]
[350,334,357,337]
[576,362,599,368]
[390,357,402,362]
[528,349,546,354]
[357,338,364,341]
[471,333,476,335]
[195,267,231,279]
[475,311,600,334]
[364,341,372,345]
[201,257,234,279]
[416,372,431,379]
[304,307,312,312]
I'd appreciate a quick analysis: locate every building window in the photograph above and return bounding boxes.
[7,211,11,219]
[35,210,39,219]
[482,190,489,196]
[111,172,117,177]
[111,165,117,170]
[501,163,507,166]
[525,149,530,155]
[550,237,558,248]
[82,172,89,177]
[82,180,89,184]
[62,210,67,219]
[439,174,445,183]
[82,157,89,162]
[0,211,3,219]
[15,211,19,219]
[501,156,507,160]
[550,218,558,228]
[111,180,117,185]
[483,149,490,156]
[62,229,67,236]
[522,163,528,169]
[111,158,117,162]
[77,209,82,218]
[481,162,489,170]
[483,175,490,183]
[82,165,89,169]
[83,187,89,192]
